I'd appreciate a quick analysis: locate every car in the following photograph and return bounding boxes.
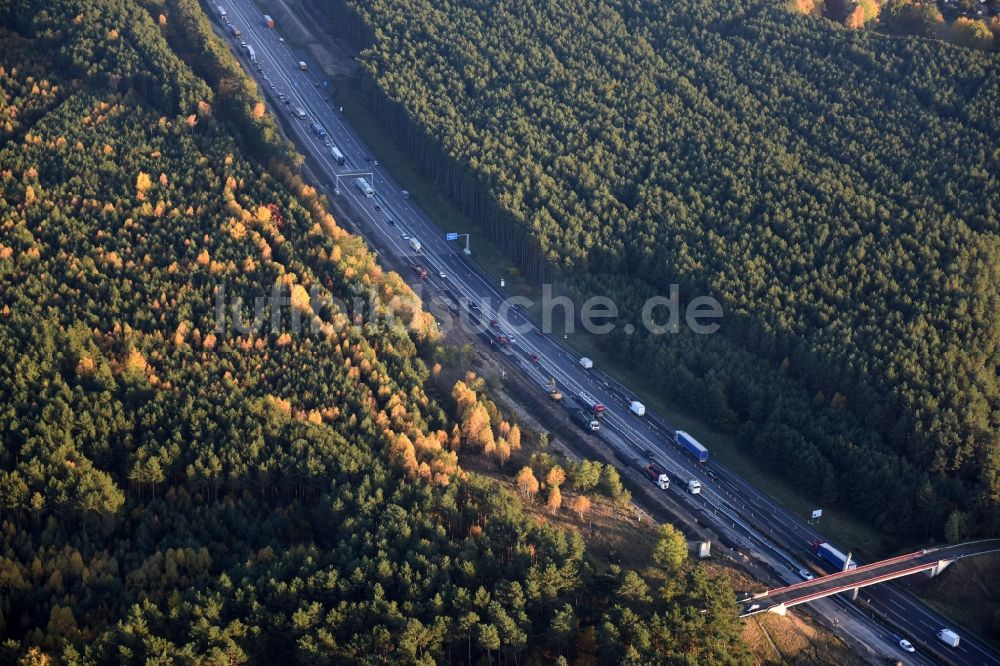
[490,319,499,327]
[324,139,331,147]
[387,219,396,226]
[705,469,719,482]
[898,639,915,653]
[797,568,814,581]
[278,37,285,43]
[439,270,446,278]
[269,82,275,90]
[373,203,381,211]
[402,233,410,240]
[372,160,379,166]
[644,449,655,459]
[529,354,540,363]
[283,98,291,106]
[240,40,247,47]
[400,190,410,199]
[470,303,481,311]
[743,603,760,613]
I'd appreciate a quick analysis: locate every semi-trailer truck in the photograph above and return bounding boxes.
[643,462,670,490]
[573,410,600,432]
[356,177,374,197]
[629,401,645,416]
[216,5,227,19]
[330,146,346,165]
[675,430,708,462]
[578,392,605,418]
[810,540,857,571]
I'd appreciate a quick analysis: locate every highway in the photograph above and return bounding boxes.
[214,3,999,664]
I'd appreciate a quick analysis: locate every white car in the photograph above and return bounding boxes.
[439,270,446,278]
[402,233,410,240]
[797,568,814,581]
[899,639,915,653]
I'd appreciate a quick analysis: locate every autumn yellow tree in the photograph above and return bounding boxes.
[546,465,566,489]
[515,466,539,498]
[571,495,591,520]
[547,485,562,513]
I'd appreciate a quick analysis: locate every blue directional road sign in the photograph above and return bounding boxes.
[445,233,459,241]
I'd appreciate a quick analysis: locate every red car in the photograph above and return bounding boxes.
[529,354,540,363]
[490,318,500,327]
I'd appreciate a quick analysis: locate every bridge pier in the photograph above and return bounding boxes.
[850,587,858,601]
[928,559,953,577]
[768,603,787,616]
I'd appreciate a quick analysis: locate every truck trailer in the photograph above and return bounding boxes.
[810,540,857,572]
[356,177,374,197]
[216,5,227,19]
[675,430,708,462]
[643,462,669,490]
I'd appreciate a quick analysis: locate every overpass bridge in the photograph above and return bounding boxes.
[742,539,1000,617]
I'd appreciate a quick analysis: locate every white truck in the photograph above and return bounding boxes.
[244,44,256,62]
[687,479,702,495]
[629,400,645,416]
[355,177,374,197]
[579,357,593,369]
[298,61,308,71]
[330,146,346,165]
[409,238,422,252]
[294,107,307,120]
[937,629,960,647]
[216,5,227,19]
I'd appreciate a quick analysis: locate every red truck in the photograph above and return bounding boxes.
[643,462,670,490]
[411,264,428,279]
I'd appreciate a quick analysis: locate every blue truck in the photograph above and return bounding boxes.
[811,540,857,572]
[675,430,708,462]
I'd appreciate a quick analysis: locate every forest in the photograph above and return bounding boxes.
[0,0,750,662]
[322,0,1000,541]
